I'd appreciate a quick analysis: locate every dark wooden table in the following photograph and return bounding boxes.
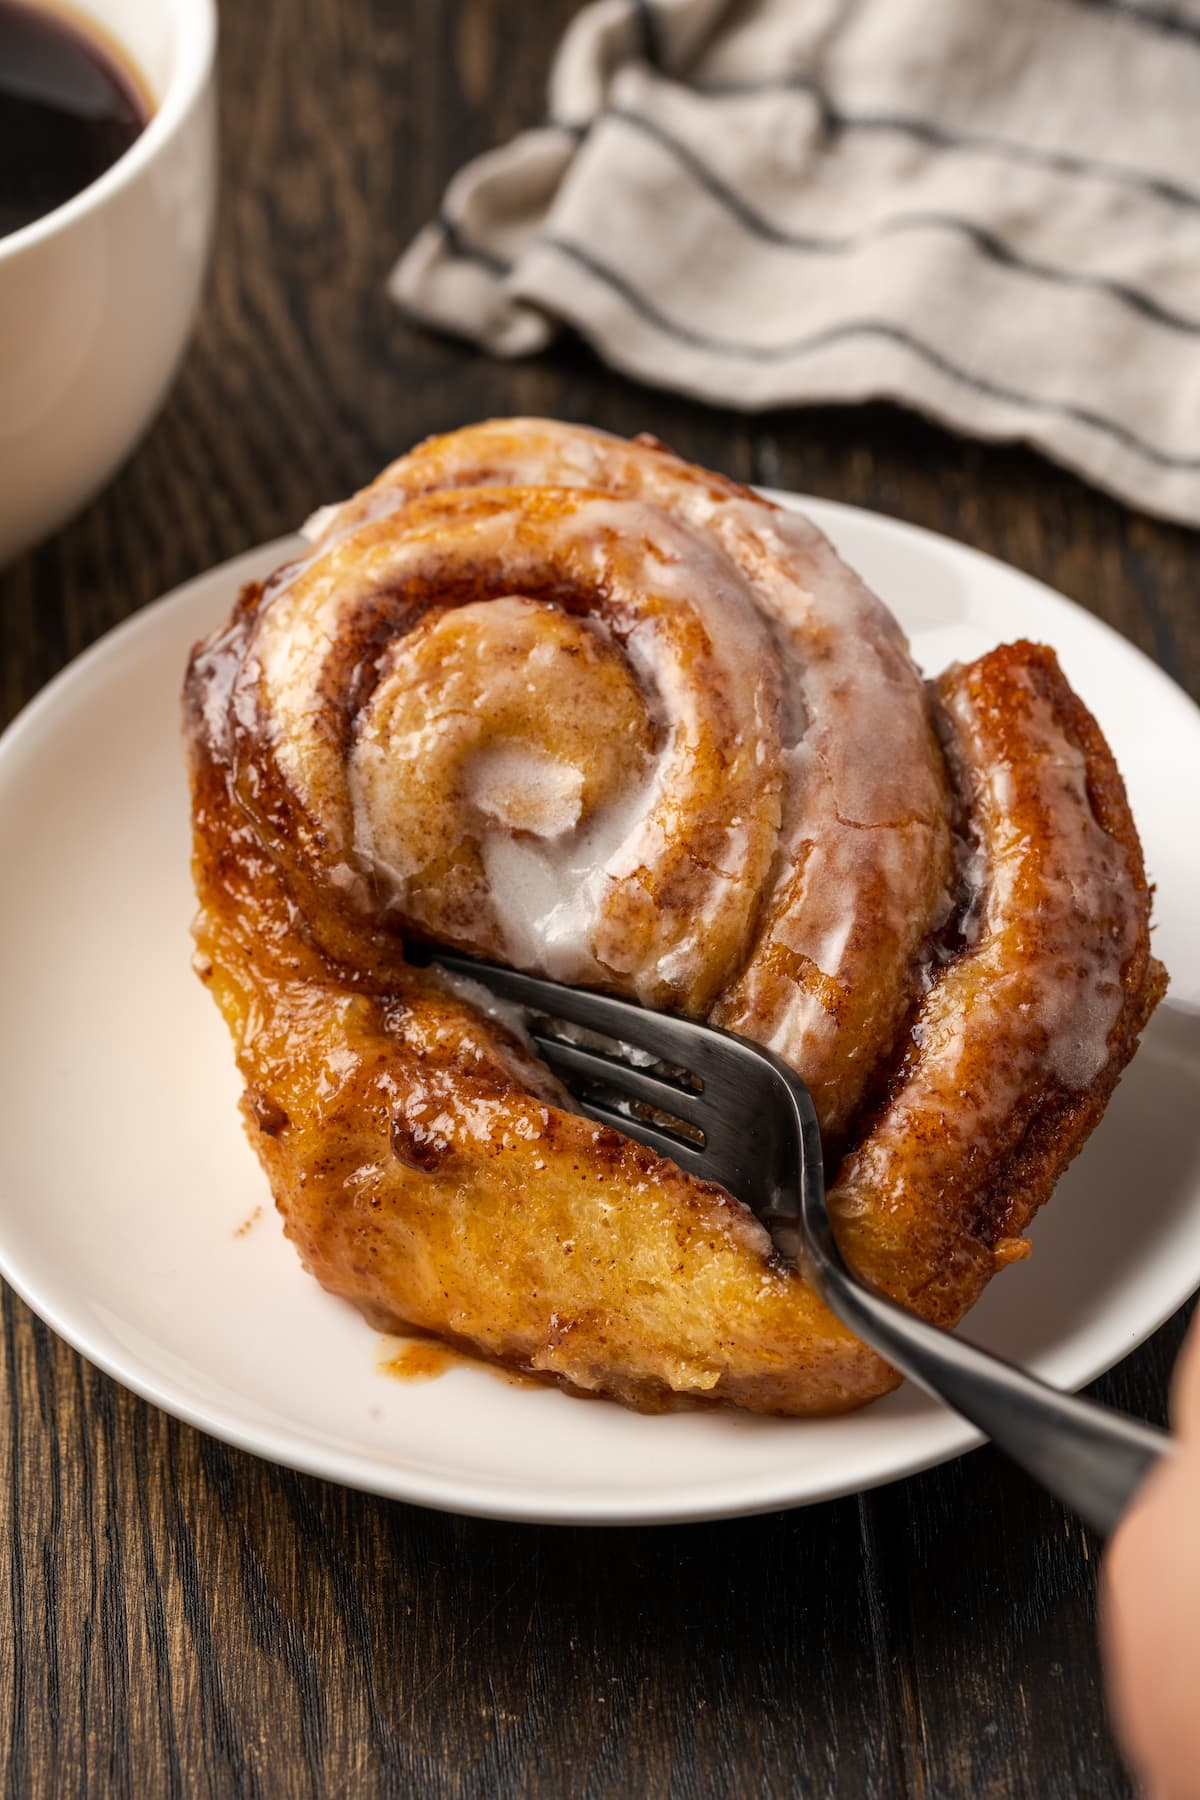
[2,4,1197,1794]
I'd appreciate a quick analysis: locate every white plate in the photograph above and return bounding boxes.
[2,498,1199,1526]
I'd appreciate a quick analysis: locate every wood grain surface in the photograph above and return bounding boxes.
[2,3,1198,1795]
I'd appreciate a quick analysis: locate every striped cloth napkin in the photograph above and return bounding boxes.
[392,0,1200,528]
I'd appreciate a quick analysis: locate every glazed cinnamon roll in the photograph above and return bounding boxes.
[184,420,1165,1415]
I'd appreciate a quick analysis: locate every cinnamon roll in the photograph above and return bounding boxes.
[184,420,1165,1415]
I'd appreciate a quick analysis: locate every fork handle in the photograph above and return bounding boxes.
[819,1260,1170,1536]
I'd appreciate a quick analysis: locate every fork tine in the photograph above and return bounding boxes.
[572,1098,712,1178]
[430,951,708,1073]
[425,948,807,1231]
[530,1034,708,1127]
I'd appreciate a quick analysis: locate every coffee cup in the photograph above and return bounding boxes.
[0,0,217,563]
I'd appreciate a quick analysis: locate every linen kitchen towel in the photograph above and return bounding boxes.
[393,0,1200,526]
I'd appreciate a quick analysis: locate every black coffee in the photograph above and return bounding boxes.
[0,0,151,240]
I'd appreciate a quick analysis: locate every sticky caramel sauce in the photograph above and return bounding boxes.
[379,1335,542,1389]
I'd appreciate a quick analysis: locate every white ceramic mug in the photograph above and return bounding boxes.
[0,0,217,564]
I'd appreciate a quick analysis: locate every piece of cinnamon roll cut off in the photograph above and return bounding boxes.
[184,420,1165,1415]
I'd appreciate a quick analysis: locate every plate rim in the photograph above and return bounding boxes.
[1,501,1197,1526]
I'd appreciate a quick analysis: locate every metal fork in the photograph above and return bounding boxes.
[433,949,1169,1534]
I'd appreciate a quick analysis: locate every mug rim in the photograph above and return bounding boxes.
[0,0,218,265]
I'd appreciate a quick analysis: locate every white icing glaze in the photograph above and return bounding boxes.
[467,744,584,838]
[482,774,655,984]
[300,502,341,542]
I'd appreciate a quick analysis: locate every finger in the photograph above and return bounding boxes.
[1102,1444,1200,1799]
[1170,1309,1200,1441]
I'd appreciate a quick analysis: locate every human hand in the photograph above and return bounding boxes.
[1103,1312,1200,1800]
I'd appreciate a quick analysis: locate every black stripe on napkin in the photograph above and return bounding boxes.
[1067,0,1200,42]
[609,108,1200,339]
[540,234,1200,471]
[693,74,1200,214]
[436,211,511,277]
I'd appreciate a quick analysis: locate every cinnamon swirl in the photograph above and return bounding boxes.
[184,420,1165,1415]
